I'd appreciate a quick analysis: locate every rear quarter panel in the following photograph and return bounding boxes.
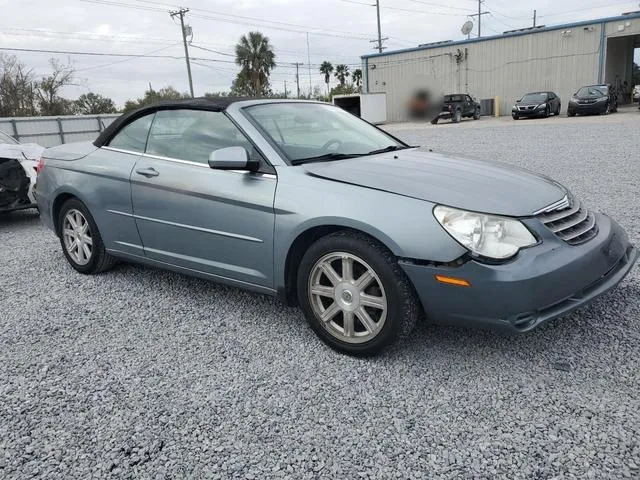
[39,147,142,255]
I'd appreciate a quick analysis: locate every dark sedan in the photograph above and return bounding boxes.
[568,84,617,116]
[512,92,561,119]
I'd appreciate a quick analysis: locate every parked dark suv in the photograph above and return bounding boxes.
[568,84,618,116]
[512,91,561,119]
[431,94,481,124]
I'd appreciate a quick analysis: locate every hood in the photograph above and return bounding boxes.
[0,143,45,161]
[44,141,98,161]
[303,148,566,217]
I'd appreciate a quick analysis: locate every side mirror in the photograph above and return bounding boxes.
[208,146,258,171]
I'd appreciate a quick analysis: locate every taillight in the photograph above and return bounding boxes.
[35,157,46,174]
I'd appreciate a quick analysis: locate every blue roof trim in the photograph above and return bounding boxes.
[361,12,640,59]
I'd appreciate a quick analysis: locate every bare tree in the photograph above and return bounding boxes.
[0,54,37,117]
[36,59,75,116]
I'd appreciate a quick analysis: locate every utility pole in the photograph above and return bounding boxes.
[375,0,382,53]
[468,0,489,38]
[533,9,537,27]
[291,62,303,98]
[284,80,288,98]
[306,33,312,98]
[170,8,194,98]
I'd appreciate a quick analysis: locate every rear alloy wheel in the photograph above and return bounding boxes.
[58,198,116,274]
[297,231,419,355]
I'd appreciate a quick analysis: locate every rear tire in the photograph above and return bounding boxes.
[57,198,116,274]
[297,231,420,356]
[473,108,480,120]
[555,104,561,116]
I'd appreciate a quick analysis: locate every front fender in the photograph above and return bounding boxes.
[273,167,467,290]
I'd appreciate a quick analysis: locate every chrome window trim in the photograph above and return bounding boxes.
[140,153,276,178]
[102,146,142,156]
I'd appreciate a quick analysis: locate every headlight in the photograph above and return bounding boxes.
[434,205,537,260]
[537,103,547,109]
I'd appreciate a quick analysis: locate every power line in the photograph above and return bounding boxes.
[0,46,184,59]
[75,43,181,72]
[538,1,639,18]
[339,0,470,16]
[405,0,475,12]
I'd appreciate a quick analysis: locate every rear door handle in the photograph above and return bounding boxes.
[135,167,159,178]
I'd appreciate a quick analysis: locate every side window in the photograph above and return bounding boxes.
[146,109,255,164]
[107,113,155,153]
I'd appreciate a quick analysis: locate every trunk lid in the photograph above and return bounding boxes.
[43,141,98,161]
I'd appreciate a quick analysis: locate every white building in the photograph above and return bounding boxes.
[361,11,640,120]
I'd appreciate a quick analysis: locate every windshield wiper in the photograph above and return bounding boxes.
[365,145,409,155]
[291,153,360,165]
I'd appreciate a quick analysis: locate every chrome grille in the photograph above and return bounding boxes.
[537,196,598,245]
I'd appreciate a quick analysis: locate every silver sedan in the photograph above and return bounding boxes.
[35,99,638,355]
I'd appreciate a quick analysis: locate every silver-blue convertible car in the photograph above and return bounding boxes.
[35,98,638,355]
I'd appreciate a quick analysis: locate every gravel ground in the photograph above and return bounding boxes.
[1,110,639,479]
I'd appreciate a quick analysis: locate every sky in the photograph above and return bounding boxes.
[1,0,639,107]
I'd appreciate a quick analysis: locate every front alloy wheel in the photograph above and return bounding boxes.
[308,252,387,344]
[297,231,420,355]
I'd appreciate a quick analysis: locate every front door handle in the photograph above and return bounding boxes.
[136,167,159,178]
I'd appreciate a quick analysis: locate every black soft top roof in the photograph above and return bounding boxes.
[94,96,250,147]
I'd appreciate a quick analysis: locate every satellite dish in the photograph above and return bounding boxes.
[461,20,474,36]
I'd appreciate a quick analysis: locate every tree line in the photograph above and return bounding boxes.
[0,30,364,118]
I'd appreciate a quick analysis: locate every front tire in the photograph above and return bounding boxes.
[473,108,480,120]
[297,231,420,356]
[58,198,116,274]
[452,109,462,123]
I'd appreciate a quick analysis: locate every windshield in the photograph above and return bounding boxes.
[0,131,19,145]
[244,103,407,164]
[520,93,547,103]
[576,87,604,97]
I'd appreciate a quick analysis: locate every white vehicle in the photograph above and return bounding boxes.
[633,85,640,103]
[0,131,44,213]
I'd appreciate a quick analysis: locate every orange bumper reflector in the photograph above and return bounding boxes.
[435,275,471,287]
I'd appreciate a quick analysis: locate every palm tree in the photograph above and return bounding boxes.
[319,61,333,96]
[352,69,362,89]
[235,31,276,96]
[334,64,349,87]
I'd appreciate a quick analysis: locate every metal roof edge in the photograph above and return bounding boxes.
[361,12,640,60]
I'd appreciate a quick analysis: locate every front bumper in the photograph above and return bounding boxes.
[568,102,607,114]
[400,213,637,332]
[512,107,545,117]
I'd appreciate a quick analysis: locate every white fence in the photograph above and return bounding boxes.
[0,114,120,147]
